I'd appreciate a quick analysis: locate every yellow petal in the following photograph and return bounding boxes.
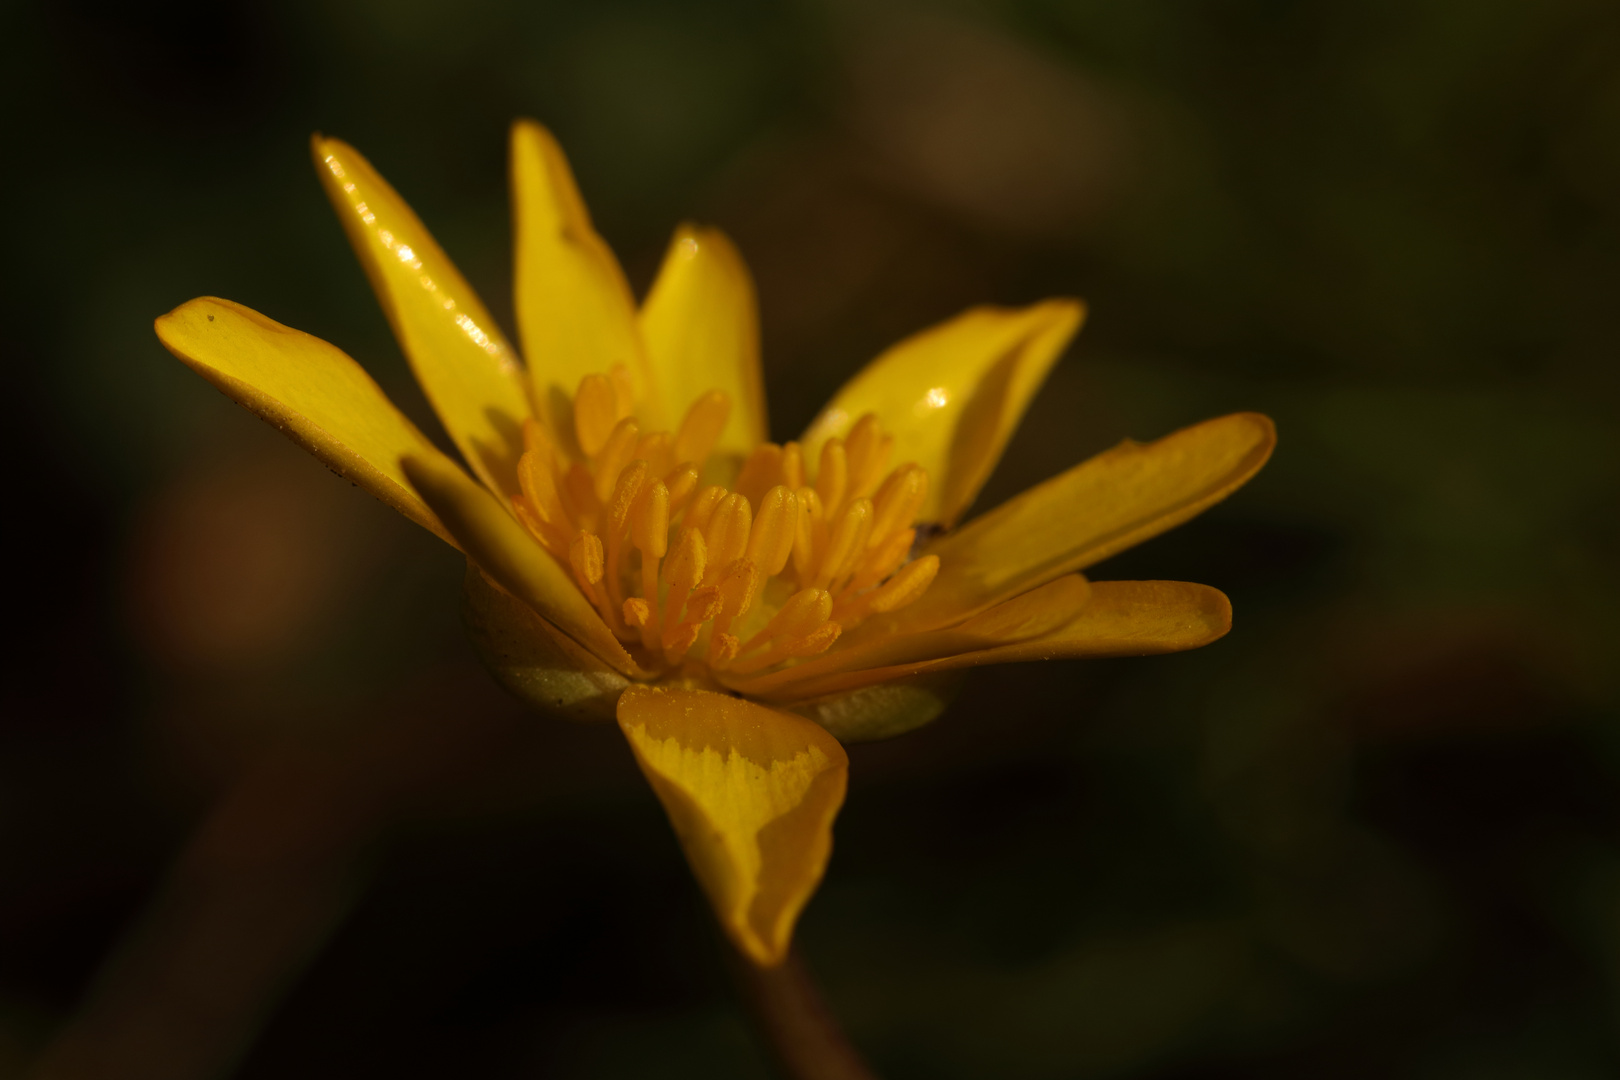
[722,574,1091,701]
[758,580,1232,704]
[887,412,1275,634]
[801,300,1084,527]
[461,564,629,723]
[510,120,661,435]
[638,225,768,464]
[155,297,458,547]
[400,453,644,678]
[617,686,849,967]
[312,136,531,500]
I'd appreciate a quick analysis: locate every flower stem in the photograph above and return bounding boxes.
[728,945,880,1080]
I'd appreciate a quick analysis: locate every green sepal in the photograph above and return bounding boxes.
[460,560,627,722]
[786,671,965,742]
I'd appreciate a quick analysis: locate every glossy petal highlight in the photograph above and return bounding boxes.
[401,453,643,678]
[801,300,1084,527]
[889,412,1275,634]
[155,297,458,546]
[313,136,531,500]
[639,225,767,464]
[510,120,659,436]
[617,686,848,967]
[764,580,1231,704]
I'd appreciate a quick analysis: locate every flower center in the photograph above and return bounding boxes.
[509,366,939,676]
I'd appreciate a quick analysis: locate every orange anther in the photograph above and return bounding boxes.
[683,485,726,533]
[786,620,841,657]
[594,417,641,501]
[845,413,889,500]
[573,373,620,457]
[710,632,740,668]
[792,487,824,585]
[673,389,730,466]
[869,464,927,549]
[815,498,872,591]
[735,443,783,509]
[623,597,651,627]
[632,479,670,558]
[780,441,804,491]
[664,464,699,514]
[745,485,799,576]
[744,588,832,651]
[815,439,847,515]
[866,555,939,614]
[609,363,636,420]
[569,532,604,586]
[606,458,649,535]
[702,494,753,581]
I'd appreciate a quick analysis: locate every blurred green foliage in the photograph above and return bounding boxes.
[2,0,1619,1077]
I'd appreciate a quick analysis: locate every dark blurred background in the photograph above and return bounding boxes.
[4,0,1619,1076]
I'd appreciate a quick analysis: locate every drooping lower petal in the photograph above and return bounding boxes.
[886,412,1275,635]
[155,297,460,547]
[800,300,1084,528]
[752,579,1233,704]
[313,136,532,501]
[617,686,849,967]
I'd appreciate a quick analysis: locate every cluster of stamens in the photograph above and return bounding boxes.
[510,366,939,676]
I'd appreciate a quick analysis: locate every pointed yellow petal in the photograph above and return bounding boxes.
[156,297,458,547]
[312,136,531,500]
[886,412,1275,635]
[639,225,768,464]
[760,580,1232,704]
[461,564,629,723]
[722,574,1091,700]
[400,453,644,678]
[801,300,1084,527]
[617,686,848,967]
[510,120,661,434]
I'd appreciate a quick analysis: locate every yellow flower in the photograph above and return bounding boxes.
[155,120,1274,967]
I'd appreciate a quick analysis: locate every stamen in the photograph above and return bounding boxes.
[673,390,730,465]
[574,373,624,457]
[510,382,941,675]
[815,440,847,515]
[864,554,939,614]
[634,431,673,475]
[791,487,825,587]
[745,485,799,577]
[701,494,752,584]
[664,464,699,514]
[594,418,640,501]
[569,532,604,588]
[683,485,726,533]
[869,465,927,550]
[780,442,805,491]
[661,526,707,641]
[815,498,873,592]
[735,443,783,509]
[843,527,914,597]
[741,588,832,654]
[844,414,890,501]
[560,463,599,531]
